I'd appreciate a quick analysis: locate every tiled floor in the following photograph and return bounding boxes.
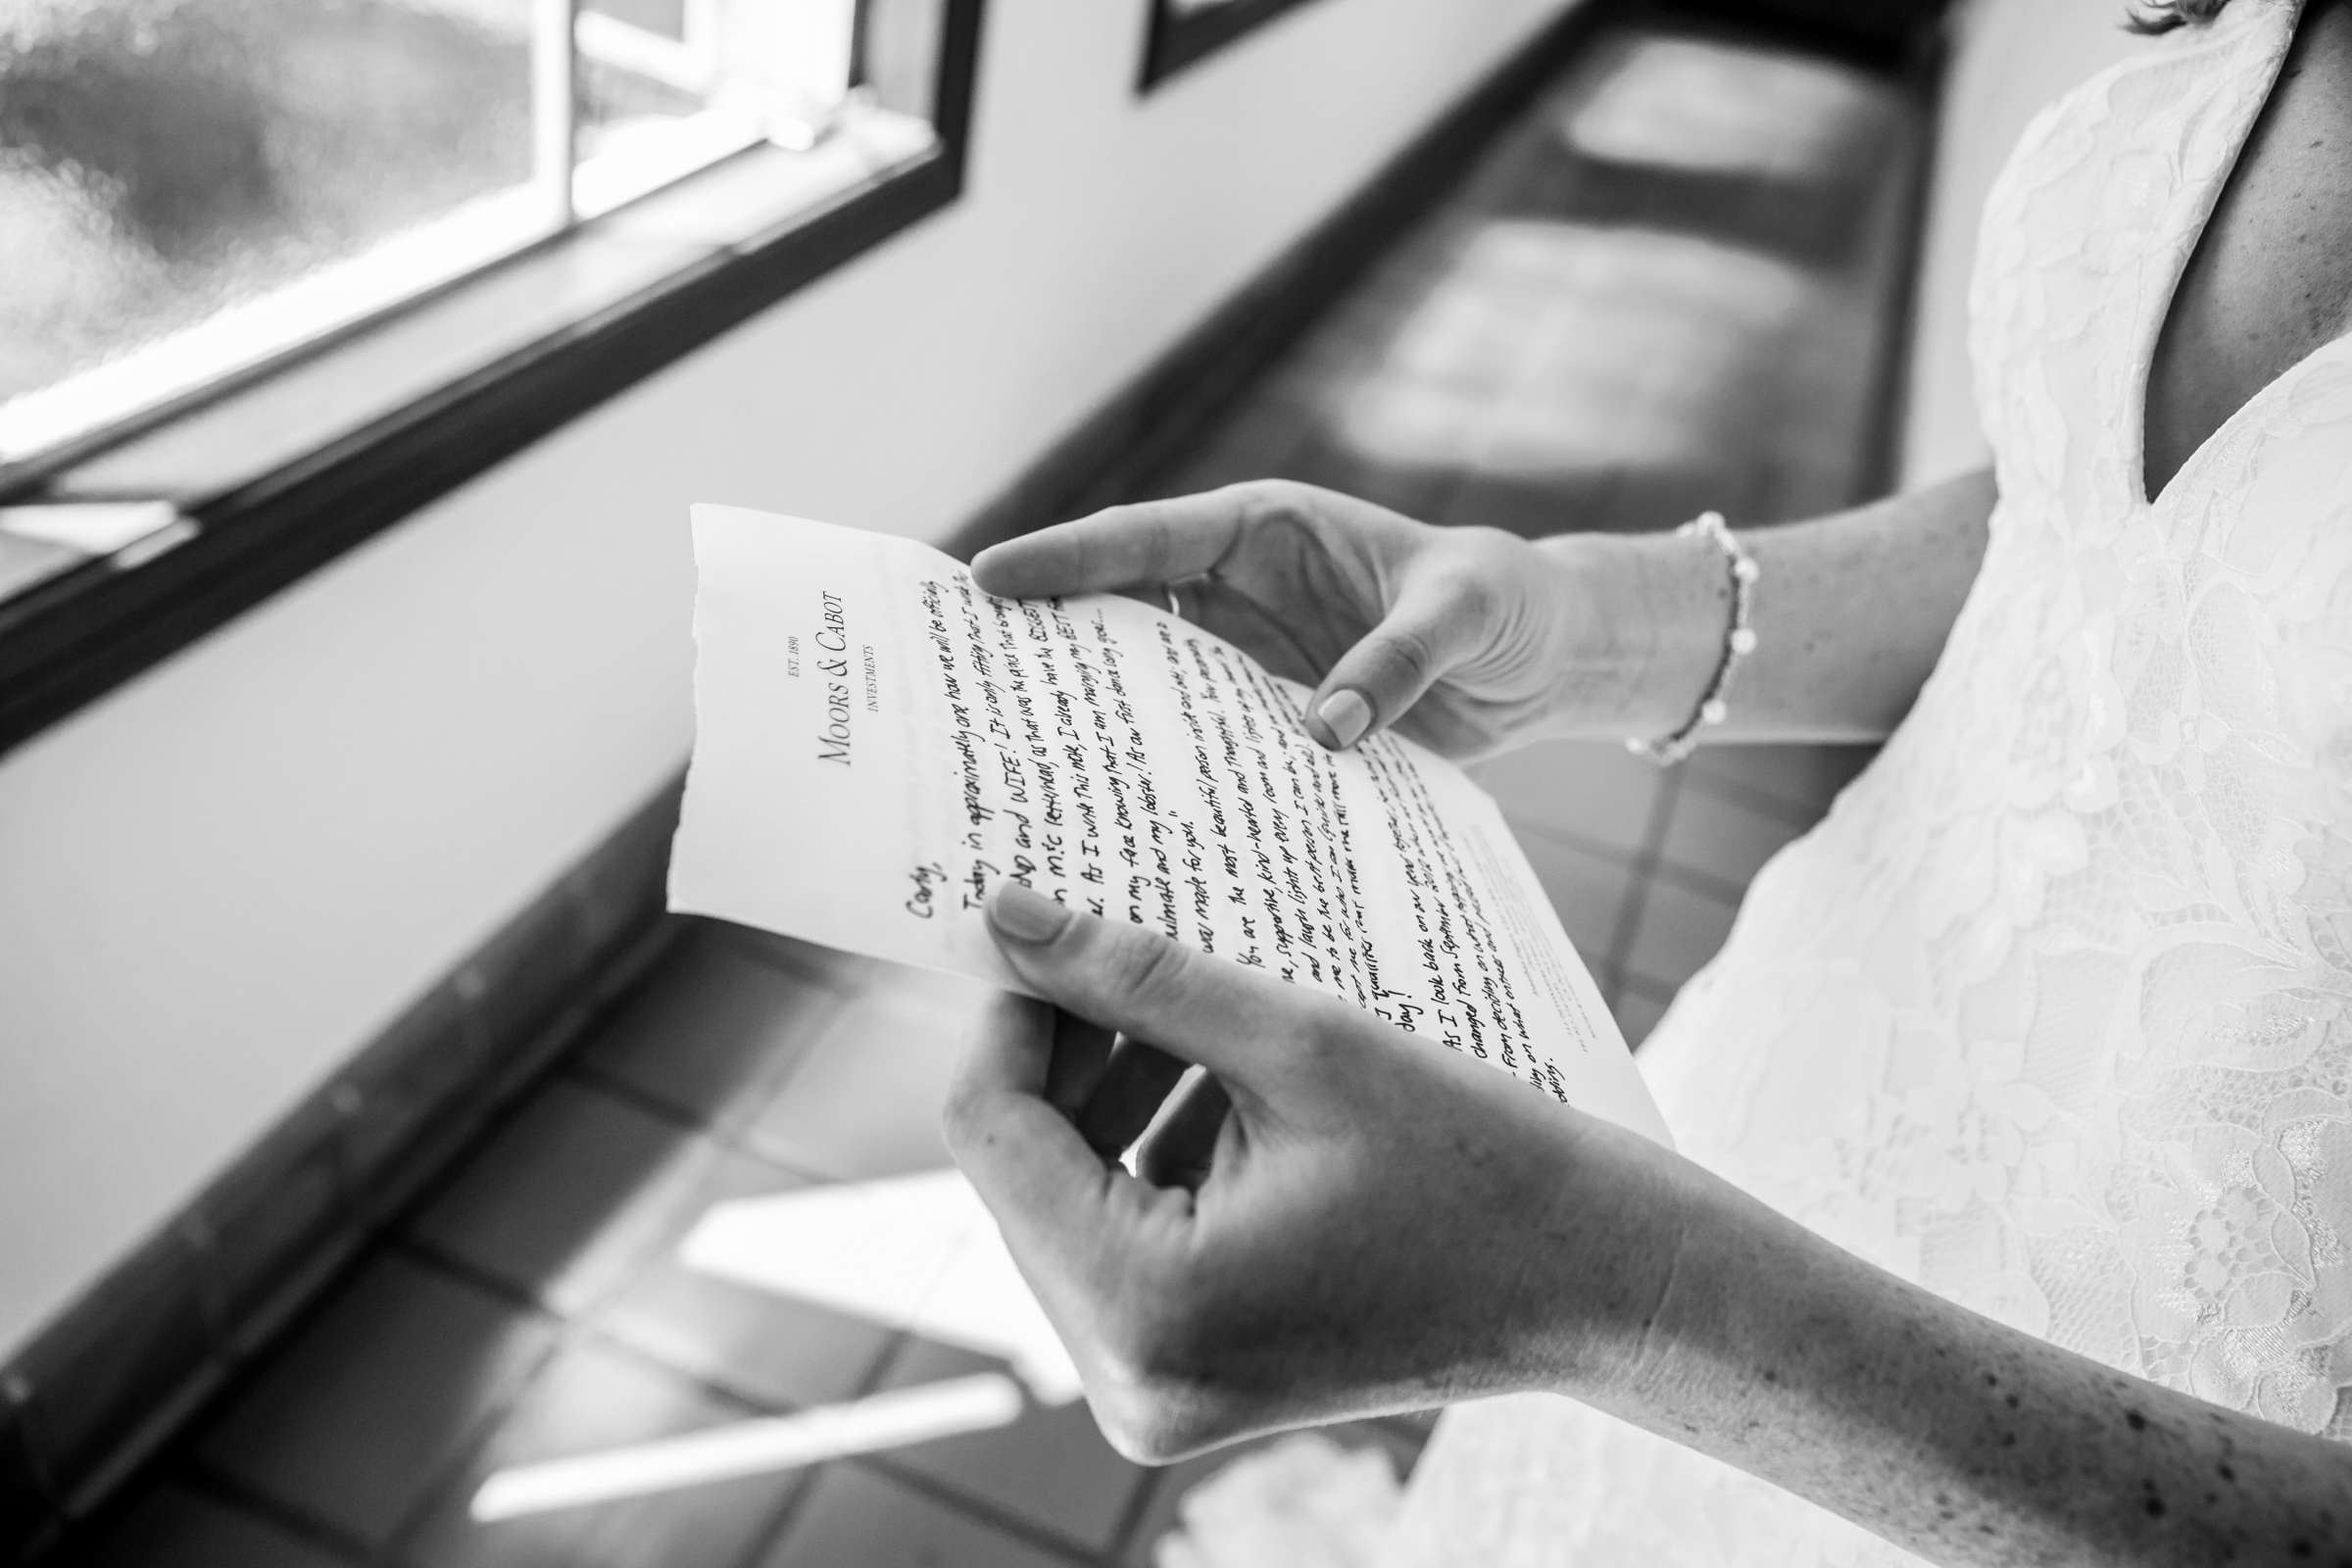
[57,13,1917,1567]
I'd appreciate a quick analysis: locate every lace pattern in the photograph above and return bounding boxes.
[1383,4,2352,1560]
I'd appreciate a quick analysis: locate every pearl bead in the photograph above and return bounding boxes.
[1730,627,1759,655]
[1701,699,1729,725]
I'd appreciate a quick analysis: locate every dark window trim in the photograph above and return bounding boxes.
[1137,0,1329,92]
[0,0,986,762]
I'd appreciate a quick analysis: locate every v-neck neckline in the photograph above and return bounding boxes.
[2132,0,2313,513]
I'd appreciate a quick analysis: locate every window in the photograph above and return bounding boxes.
[0,0,983,756]
[1139,0,1326,91]
[2,0,872,467]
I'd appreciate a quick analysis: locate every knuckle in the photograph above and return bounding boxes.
[1097,1398,1222,1467]
[1294,1001,1357,1065]
[1445,564,1499,622]
[1380,621,1441,684]
[1079,1259,1269,1465]
[1090,1334,1229,1466]
[936,1078,992,1156]
[1449,523,1521,561]
[1432,540,1510,613]
[1104,927,1196,1011]
[1139,508,1179,571]
[1230,477,1310,529]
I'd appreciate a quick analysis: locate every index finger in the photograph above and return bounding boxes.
[970,491,1247,599]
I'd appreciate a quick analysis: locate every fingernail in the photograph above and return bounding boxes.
[989,882,1070,944]
[1316,689,1372,750]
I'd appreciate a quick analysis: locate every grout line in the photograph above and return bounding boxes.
[1601,762,1686,981]
[1102,1458,1171,1566]
[1618,967,1681,1004]
[382,1237,950,1567]
[715,1469,818,1568]
[1595,958,1627,1013]
[698,918,864,992]
[1505,811,1650,873]
[558,1059,729,1138]
[721,1326,919,1568]
[394,1228,885,1424]
[1642,845,1774,910]
[558,1054,866,1191]
[173,1462,382,1566]
[388,1234,569,1324]
[827,1329,1133,1567]
[850,1449,1116,1568]
[1676,762,1850,829]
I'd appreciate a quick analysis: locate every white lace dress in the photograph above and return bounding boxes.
[1381,3,2352,1562]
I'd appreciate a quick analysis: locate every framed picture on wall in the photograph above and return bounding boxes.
[1139,0,1328,91]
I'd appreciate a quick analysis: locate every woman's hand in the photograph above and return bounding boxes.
[940,882,1691,1461]
[947,884,2352,1563]
[969,480,1707,760]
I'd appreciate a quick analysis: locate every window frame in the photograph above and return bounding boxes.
[0,0,986,760]
[1137,0,1327,92]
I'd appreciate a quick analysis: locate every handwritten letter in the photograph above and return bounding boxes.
[670,507,1667,1144]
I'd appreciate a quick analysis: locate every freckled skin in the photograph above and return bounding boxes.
[950,7,2352,1562]
[2144,0,2352,497]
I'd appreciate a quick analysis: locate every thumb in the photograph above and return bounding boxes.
[1305,567,1486,750]
[984,884,1312,1102]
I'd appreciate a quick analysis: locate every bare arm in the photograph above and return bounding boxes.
[1582,1144,2352,1568]
[975,470,1999,761]
[1558,466,1998,745]
[947,897,2352,1568]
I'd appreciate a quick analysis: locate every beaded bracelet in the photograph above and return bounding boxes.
[1626,511,1759,767]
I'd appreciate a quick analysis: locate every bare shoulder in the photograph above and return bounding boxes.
[2225,0,2352,342]
[2145,0,2352,493]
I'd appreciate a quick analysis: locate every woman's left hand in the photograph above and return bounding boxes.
[940,882,1691,1462]
[947,885,2352,1563]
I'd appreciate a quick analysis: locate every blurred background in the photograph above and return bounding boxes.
[0,1,2147,1564]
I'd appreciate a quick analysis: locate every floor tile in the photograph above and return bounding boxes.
[396,1336,798,1568]
[1621,875,1741,995]
[866,1339,1147,1554]
[1657,778,1811,895]
[197,1255,557,1548]
[1510,828,1641,969]
[407,1079,716,1316]
[755,1463,1075,1568]
[1682,743,1875,822]
[702,919,875,980]
[69,1483,355,1568]
[740,990,982,1182]
[573,926,846,1132]
[1612,979,1676,1052]
[1115,1421,1419,1568]
[591,1151,900,1409]
[1473,740,1665,860]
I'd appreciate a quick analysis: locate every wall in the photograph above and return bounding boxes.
[1898,0,2140,486]
[0,0,1586,1357]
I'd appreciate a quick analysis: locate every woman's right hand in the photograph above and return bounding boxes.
[969,480,1716,761]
